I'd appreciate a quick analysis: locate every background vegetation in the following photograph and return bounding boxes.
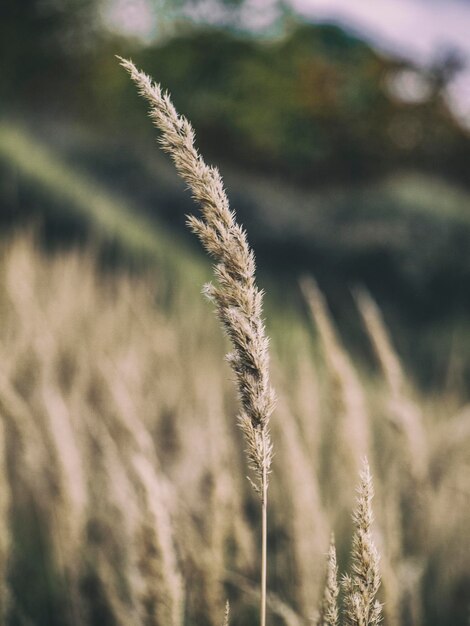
[0,0,469,624]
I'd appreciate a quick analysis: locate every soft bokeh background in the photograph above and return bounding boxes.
[1,1,469,625]
[3,0,470,381]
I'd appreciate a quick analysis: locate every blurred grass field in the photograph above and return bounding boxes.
[0,115,468,626]
[0,229,468,626]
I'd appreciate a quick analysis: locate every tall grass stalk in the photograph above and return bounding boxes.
[0,419,10,623]
[119,57,276,626]
[342,460,382,626]
[300,277,369,474]
[316,534,339,626]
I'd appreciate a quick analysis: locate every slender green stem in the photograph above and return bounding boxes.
[261,462,268,626]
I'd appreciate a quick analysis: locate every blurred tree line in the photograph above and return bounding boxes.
[3,0,470,384]
[133,25,469,185]
[1,0,469,188]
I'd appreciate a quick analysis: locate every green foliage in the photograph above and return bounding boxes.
[2,8,469,185]
[126,23,469,186]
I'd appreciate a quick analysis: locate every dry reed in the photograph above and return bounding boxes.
[0,58,468,625]
[119,57,276,626]
[0,234,468,625]
[222,600,230,626]
[342,460,382,626]
[300,277,370,475]
[273,396,328,617]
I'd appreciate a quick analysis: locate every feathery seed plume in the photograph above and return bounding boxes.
[222,600,230,626]
[118,57,275,494]
[342,459,382,626]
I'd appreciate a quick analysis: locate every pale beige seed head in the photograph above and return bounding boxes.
[119,57,275,494]
[342,459,382,626]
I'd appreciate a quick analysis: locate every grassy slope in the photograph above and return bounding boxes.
[7,119,470,302]
[3,120,470,388]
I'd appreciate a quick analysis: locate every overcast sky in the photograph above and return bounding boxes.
[291,0,469,61]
